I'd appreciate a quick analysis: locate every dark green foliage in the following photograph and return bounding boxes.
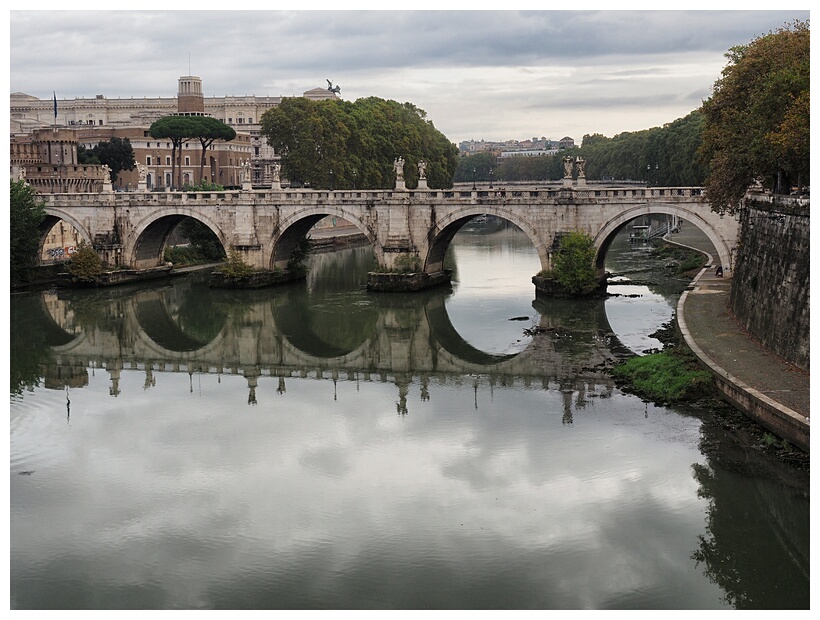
[150,116,235,187]
[10,180,46,287]
[576,111,707,185]
[175,218,226,262]
[286,236,312,274]
[80,137,136,182]
[471,110,706,186]
[67,242,103,283]
[453,152,497,184]
[551,231,598,295]
[260,96,458,189]
[698,20,810,211]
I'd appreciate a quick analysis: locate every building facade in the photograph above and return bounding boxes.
[10,76,338,189]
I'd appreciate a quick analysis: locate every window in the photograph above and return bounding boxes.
[185,156,190,166]
[165,156,171,165]
[228,118,233,123]
[249,118,253,124]
[146,156,152,166]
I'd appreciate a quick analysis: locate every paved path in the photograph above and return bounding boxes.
[664,227,809,432]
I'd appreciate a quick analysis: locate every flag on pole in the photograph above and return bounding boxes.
[53,91,57,119]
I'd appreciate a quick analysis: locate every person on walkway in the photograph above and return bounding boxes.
[715,265,723,277]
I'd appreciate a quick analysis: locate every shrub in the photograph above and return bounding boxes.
[552,231,598,294]
[68,242,103,284]
[217,249,255,281]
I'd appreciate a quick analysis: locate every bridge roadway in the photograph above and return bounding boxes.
[38,279,626,411]
[40,185,740,286]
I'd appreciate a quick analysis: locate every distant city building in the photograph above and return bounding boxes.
[458,136,575,157]
[10,76,338,189]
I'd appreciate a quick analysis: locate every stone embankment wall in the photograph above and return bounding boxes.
[730,199,809,371]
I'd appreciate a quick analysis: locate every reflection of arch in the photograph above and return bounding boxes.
[426,207,549,273]
[134,293,215,353]
[269,208,377,271]
[594,205,729,271]
[424,295,519,366]
[269,285,376,359]
[33,294,81,348]
[125,211,227,269]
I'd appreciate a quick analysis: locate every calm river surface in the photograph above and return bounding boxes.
[9,222,809,609]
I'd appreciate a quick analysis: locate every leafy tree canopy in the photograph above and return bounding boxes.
[78,137,136,182]
[698,20,809,212]
[260,96,458,189]
[10,180,46,287]
[458,111,706,188]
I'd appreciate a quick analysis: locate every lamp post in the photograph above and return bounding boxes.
[329,168,333,191]
[352,169,357,190]
[489,168,494,189]
[472,168,476,191]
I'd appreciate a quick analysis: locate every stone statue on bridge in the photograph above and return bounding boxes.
[575,157,586,178]
[394,157,405,181]
[241,159,251,183]
[418,160,427,180]
[563,156,574,179]
[136,162,147,182]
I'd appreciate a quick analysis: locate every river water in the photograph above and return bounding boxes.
[9,221,809,610]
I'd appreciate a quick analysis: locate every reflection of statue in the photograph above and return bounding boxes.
[563,156,573,178]
[136,162,147,182]
[394,157,405,181]
[418,160,427,180]
[575,157,586,178]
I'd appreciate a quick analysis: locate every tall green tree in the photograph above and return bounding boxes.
[149,116,200,189]
[82,137,136,183]
[698,20,809,212]
[260,96,458,189]
[190,117,236,184]
[10,180,46,287]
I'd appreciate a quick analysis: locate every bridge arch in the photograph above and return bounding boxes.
[269,206,377,271]
[124,208,228,269]
[593,204,730,271]
[424,205,550,273]
[40,208,94,261]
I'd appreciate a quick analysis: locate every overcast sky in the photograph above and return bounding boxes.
[8,8,810,145]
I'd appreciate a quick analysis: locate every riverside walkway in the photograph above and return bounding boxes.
[667,227,809,451]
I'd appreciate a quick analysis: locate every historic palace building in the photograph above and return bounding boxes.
[11,77,337,191]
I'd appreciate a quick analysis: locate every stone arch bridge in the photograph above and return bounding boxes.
[40,185,739,289]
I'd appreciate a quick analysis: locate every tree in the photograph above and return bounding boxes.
[453,152,497,184]
[190,117,236,184]
[698,20,809,212]
[551,231,598,295]
[84,137,136,183]
[260,96,458,189]
[68,242,103,284]
[10,180,46,287]
[149,116,200,189]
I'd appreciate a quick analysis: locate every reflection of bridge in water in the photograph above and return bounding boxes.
[37,275,632,413]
